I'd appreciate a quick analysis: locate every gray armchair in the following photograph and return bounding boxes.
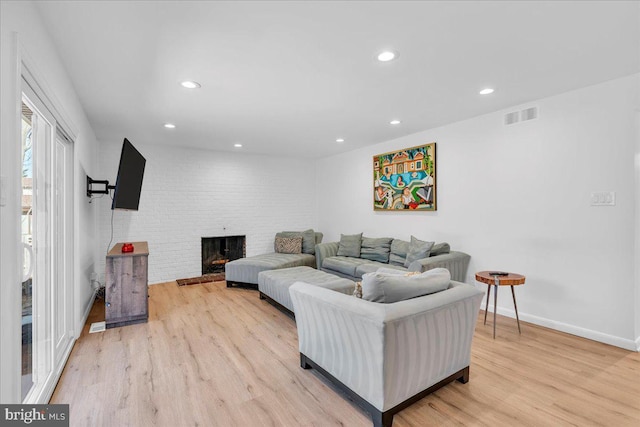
[290,280,483,427]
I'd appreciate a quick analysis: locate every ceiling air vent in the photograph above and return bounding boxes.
[521,106,538,121]
[504,111,519,125]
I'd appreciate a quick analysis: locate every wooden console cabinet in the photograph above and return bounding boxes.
[105,241,149,329]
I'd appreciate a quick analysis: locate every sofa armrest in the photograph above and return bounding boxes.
[407,250,470,282]
[290,282,387,410]
[315,241,339,270]
[380,281,482,410]
[289,281,483,412]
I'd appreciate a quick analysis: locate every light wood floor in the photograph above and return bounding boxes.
[51,281,640,426]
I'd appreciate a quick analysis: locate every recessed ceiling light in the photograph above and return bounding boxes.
[234,143,242,148]
[164,123,176,129]
[377,51,397,62]
[390,119,401,125]
[479,88,495,95]
[181,81,201,89]
[336,138,345,143]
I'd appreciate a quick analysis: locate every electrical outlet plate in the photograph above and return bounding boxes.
[590,191,615,206]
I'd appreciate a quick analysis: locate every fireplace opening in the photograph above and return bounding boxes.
[201,235,246,275]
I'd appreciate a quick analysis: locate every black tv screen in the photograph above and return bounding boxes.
[111,138,146,210]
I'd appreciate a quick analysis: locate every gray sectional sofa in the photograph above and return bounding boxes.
[225,230,323,288]
[316,235,470,282]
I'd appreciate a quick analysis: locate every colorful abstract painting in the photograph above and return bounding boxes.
[373,143,436,211]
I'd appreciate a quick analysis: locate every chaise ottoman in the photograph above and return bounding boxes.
[258,266,355,317]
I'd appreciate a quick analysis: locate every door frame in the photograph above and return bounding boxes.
[0,33,78,404]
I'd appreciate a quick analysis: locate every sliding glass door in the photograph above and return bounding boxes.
[20,90,74,403]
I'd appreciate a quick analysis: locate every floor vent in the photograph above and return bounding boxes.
[89,321,106,333]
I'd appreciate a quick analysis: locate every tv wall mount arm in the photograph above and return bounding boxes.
[86,175,115,197]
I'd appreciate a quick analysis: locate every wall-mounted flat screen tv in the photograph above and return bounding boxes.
[111,138,146,210]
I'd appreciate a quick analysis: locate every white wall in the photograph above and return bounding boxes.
[95,143,318,284]
[317,74,639,350]
[635,107,640,349]
[0,1,99,402]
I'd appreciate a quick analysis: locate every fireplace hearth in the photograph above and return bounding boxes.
[201,235,245,275]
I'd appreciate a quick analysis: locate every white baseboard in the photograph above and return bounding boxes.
[76,288,97,338]
[481,302,638,352]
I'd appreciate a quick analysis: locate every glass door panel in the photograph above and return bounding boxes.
[20,94,54,403]
[20,102,34,401]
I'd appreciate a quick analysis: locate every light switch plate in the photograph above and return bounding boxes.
[590,191,616,206]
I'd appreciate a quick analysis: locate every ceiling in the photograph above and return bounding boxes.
[36,1,639,158]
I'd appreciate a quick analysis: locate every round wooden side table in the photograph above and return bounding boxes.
[475,271,526,339]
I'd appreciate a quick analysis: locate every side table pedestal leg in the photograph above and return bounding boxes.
[493,284,498,339]
[483,285,491,325]
[511,285,521,334]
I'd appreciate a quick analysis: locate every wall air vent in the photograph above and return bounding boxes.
[504,111,520,125]
[504,107,538,126]
[521,106,538,121]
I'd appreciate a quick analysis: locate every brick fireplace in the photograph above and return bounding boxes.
[201,235,246,275]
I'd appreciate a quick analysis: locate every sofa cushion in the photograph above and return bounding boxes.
[225,253,316,285]
[259,266,354,313]
[274,236,302,254]
[361,268,451,303]
[355,262,406,277]
[430,242,451,256]
[389,239,410,266]
[278,229,316,255]
[337,233,363,258]
[360,237,393,263]
[404,236,435,267]
[322,256,367,277]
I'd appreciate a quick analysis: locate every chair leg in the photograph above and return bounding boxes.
[300,353,311,369]
[457,366,470,384]
[371,410,394,427]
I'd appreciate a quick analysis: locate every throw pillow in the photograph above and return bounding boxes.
[360,237,393,263]
[389,239,410,266]
[404,236,435,267]
[274,236,303,254]
[336,233,363,258]
[278,229,316,254]
[353,281,363,298]
[430,242,451,257]
[361,268,451,303]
